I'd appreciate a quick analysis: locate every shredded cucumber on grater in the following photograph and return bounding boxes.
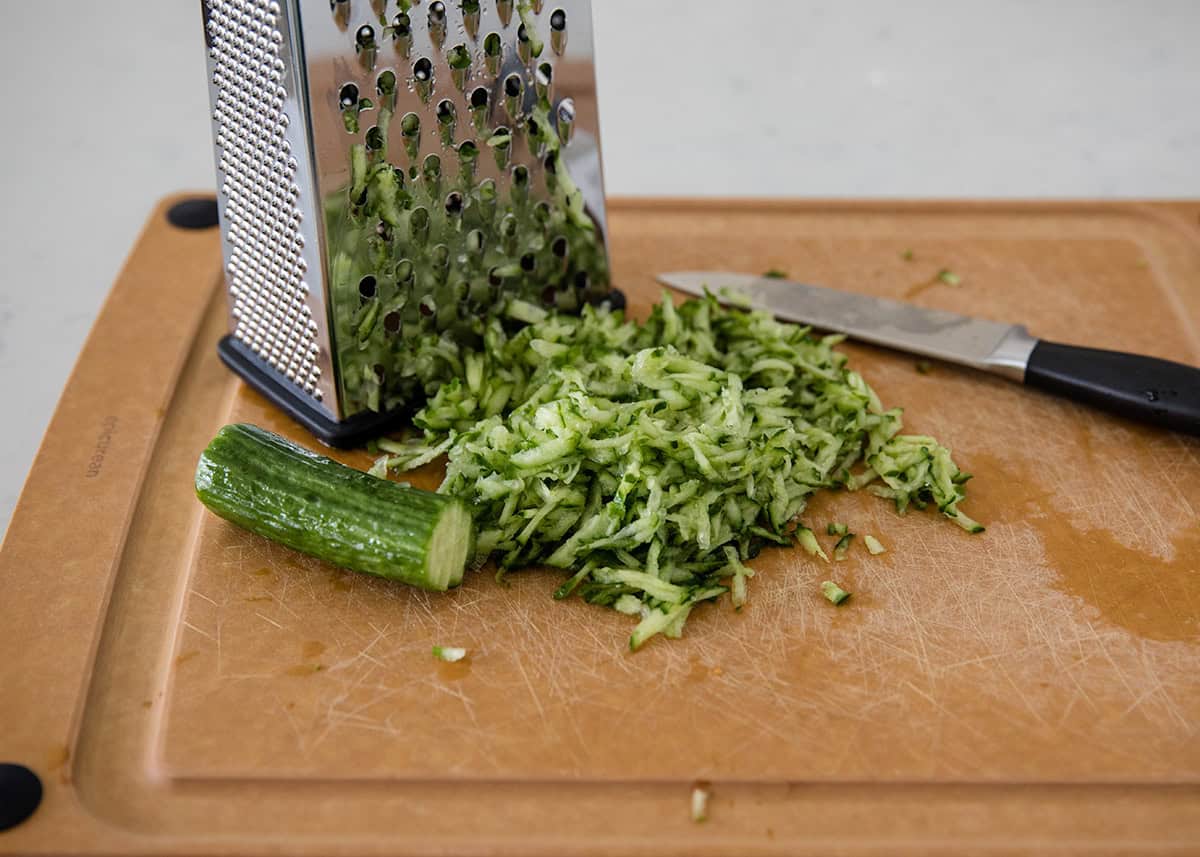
[377,292,982,649]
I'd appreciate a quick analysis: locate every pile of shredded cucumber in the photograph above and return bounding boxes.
[376,292,981,649]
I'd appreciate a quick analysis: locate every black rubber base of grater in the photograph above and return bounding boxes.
[218,336,406,447]
[218,288,627,449]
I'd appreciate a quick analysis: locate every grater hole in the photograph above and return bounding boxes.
[557,98,575,125]
[478,177,497,204]
[409,206,430,238]
[391,12,412,38]
[447,44,471,71]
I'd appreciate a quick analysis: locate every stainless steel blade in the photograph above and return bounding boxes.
[657,271,1038,380]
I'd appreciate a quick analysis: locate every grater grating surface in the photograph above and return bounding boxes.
[205,0,332,404]
[202,0,611,440]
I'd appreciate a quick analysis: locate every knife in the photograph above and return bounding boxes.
[656,271,1200,436]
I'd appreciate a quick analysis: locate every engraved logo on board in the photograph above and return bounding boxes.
[85,416,119,479]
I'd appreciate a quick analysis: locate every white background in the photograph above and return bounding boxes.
[1,0,1198,537]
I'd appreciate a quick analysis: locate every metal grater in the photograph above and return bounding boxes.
[201,0,612,445]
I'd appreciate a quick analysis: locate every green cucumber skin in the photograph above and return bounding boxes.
[195,424,468,591]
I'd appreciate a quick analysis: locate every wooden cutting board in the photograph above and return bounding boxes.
[2,196,1198,855]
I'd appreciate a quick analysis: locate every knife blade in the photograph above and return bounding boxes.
[656,271,1035,379]
[656,270,1200,436]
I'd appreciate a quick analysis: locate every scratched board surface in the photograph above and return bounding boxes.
[161,203,1200,785]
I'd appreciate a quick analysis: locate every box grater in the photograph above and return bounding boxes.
[201,0,613,445]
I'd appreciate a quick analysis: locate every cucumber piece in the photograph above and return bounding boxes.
[833,532,855,561]
[432,645,467,662]
[691,785,710,823]
[821,580,851,605]
[195,424,472,591]
[796,526,829,562]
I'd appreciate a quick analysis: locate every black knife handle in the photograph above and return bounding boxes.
[1025,341,1200,436]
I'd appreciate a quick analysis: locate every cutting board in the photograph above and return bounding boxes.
[2,196,1198,855]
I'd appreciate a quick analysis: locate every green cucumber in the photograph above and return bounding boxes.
[195,424,473,591]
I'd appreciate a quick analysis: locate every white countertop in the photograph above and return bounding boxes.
[2,0,1198,539]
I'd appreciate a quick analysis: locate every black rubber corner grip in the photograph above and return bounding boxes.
[167,197,219,230]
[1024,340,1200,436]
[0,763,42,831]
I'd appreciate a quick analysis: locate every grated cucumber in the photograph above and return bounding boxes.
[378,292,981,648]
